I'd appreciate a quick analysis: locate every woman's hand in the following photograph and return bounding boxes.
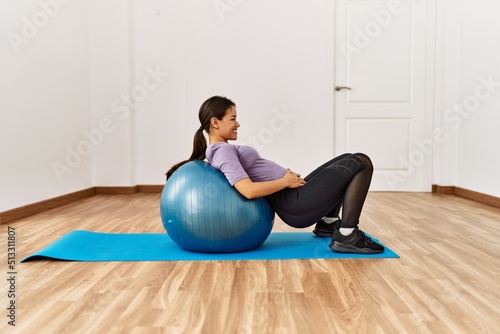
[283,169,306,188]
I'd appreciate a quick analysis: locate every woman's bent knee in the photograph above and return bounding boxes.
[352,153,373,172]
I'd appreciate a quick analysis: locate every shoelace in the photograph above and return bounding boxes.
[358,230,374,244]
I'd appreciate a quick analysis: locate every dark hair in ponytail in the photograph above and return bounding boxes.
[165,96,236,179]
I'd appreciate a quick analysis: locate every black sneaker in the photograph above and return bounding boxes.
[313,218,341,237]
[329,227,385,254]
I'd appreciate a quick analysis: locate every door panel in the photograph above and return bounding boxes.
[335,0,434,191]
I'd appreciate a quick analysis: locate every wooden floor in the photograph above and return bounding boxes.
[1,192,499,333]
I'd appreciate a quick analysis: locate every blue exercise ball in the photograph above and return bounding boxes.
[160,160,275,253]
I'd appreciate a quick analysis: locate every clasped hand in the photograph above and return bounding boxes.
[284,169,306,188]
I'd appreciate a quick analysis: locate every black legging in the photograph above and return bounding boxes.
[265,153,373,229]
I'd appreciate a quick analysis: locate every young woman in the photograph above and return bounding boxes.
[166,96,384,254]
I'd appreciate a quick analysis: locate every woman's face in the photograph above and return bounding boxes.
[213,106,240,142]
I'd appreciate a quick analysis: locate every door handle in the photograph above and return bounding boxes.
[335,86,351,91]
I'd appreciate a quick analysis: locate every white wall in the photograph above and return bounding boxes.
[0,0,91,211]
[432,0,460,187]
[1,0,334,212]
[455,0,500,197]
[132,0,334,185]
[433,0,500,198]
[89,0,135,186]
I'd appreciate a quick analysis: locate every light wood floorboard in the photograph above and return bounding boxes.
[1,192,499,333]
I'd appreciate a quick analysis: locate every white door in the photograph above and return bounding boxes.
[334,0,435,191]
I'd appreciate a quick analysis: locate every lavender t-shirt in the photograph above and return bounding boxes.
[206,143,288,186]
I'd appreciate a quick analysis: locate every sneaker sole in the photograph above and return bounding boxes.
[329,241,384,254]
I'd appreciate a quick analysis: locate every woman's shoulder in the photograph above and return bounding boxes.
[209,143,258,153]
[209,142,253,152]
[208,142,235,154]
[207,142,236,160]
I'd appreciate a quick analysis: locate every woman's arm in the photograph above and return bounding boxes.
[234,169,306,199]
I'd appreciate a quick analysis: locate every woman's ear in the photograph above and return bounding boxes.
[210,117,219,129]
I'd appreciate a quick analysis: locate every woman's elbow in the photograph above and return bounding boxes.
[234,179,257,199]
[240,189,257,200]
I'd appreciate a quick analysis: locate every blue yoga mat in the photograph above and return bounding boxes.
[21,231,399,262]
